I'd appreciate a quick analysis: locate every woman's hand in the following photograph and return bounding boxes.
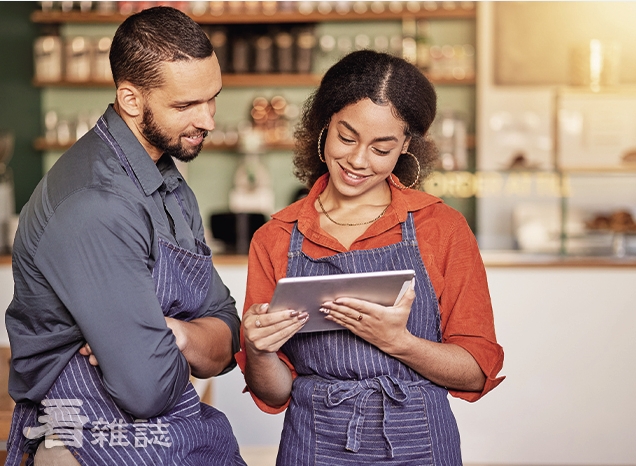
[322,278,486,392]
[243,303,308,355]
[320,278,416,354]
[242,303,308,408]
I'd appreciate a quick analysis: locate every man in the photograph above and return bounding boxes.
[5,7,245,465]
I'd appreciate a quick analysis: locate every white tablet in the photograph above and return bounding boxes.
[269,269,415,333]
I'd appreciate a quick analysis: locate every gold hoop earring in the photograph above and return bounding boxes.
[317,126,327,163]
[390,151,420,190]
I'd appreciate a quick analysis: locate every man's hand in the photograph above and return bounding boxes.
[165,317,187,352]
[79,343,99,366]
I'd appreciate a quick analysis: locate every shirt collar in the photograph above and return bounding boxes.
[103,105,183,195]
[156,154,183,193]
[273,173,442,250]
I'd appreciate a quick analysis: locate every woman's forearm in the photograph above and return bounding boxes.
[384,333,486,392]
[244,349,294,408]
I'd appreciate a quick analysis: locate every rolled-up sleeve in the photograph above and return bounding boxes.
[435,214,505,402]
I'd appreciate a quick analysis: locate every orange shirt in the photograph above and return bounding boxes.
[235,174,504,413]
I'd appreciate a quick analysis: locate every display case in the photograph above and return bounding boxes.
[554,87,636,257]
[475,86,636,258]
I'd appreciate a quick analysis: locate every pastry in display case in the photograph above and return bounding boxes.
[585,209,636,258]
[586,209,636,233]
[512,202,636,257]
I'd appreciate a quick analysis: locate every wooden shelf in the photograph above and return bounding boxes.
[34,138,69,151]
[200,141,295,152]
[35,137,477,153]
[33,74,321,88]
[33,74,322,88]
[467,133,475,149]
[33,74,474,89]
[33,79,115,88]
[558,166,636,174]
[224,73,322,87]
[34,137,295,153]
[37,138,474,153]
[31,7,476,25]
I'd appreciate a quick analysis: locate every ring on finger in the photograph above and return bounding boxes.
[356,314,363,321]
[255,319,262,328]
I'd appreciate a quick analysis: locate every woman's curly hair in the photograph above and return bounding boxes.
[293,50,438,188]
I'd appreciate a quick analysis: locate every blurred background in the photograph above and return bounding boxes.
[0,2,635,465]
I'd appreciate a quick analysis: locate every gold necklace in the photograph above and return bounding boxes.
[317,195,389,227]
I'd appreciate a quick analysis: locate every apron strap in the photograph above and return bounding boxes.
[288,223,304,256]
[400,212,418,244]
[94,116,143,192]
[95,116,196,249]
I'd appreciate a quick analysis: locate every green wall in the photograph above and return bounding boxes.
[0,1,41,213]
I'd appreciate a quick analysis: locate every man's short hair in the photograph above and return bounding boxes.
[109,6,213,91]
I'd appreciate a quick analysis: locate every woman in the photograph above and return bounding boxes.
[235,50,504,465]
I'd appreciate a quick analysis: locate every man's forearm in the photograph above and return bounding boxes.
[165,316,234,378]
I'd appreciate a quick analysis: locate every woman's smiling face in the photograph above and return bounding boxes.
[323,98,411,199]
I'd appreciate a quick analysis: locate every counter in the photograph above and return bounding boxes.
[210,251,636,268]
[4,251,636,268]
[480,250,636,267]
[1,255,635,464]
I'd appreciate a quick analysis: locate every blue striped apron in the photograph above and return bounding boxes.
[5,117,246,466]
[276,214,462,465]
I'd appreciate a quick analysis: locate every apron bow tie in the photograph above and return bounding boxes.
[325,375,411,458]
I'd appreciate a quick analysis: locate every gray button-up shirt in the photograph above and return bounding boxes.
[6,105,240,419]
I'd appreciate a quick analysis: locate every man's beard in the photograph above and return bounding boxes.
[141,106,207,162]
